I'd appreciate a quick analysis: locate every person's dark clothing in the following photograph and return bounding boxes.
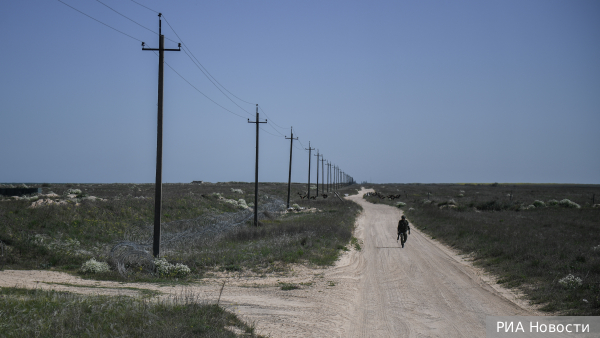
[397,219,410,246]
[398,219,410,233]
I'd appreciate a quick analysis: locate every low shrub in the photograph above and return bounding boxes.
[532,200,545,208]
[558,274,582,289]
[154,258,191,278]
[559,199,581,209]
[80,258,110,274]
[65,189,82,195]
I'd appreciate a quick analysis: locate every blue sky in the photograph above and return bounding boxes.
[1,0,599,184]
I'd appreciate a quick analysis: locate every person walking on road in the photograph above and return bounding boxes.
[397,215,410,248]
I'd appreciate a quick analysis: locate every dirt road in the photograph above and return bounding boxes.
[0,188,536,337]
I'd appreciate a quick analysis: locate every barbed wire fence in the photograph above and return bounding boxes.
[109,195,287,272]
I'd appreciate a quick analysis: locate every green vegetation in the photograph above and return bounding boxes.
[0,182,361,336]
[0,287,258,337]
[279,282,300,290]
[351,236,361,251]
[362,183,600,315]
[0,182,361,277]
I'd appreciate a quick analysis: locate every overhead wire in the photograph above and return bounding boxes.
[57,0,143,42]
[165,64,248,119]
[258,106,288,130]
[128,0,319,153]
[159,55,249,119]
[58,0,247,120]
[129,0,159,14]
[62,0,338,168]
[94,0,158,36]
[258,126,282,138]
[181,48,253,117]
[163,15,255,106]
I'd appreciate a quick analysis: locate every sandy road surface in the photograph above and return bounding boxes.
[0,188,536,337]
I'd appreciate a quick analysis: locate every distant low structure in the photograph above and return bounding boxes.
[191,181,204,184]
[0,187,42,196]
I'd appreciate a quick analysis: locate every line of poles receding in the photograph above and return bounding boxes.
[144,14,355,257]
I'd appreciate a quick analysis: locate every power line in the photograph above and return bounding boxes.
[181,48,253,117]
[161,15,256,106]
[160,56,249,119]
[130,1,297,138]
[57,0,143,42]
[95,0,158,36]
[258,106,288,130]
[259,126,281,138]
[129,0,159,14]
[62,0,339,165]
[267,122,286,137]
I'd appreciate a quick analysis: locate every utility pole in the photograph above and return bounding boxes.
[142,13,180,258]
[285,127,298,208]
[305,142,315,199]
[334,165,338,190]
[314,150,320,197]
[331,163,334,190]
[327,161,331,192]
[320,156,325,194]
[248,104,267,226]
[332,165,335,190]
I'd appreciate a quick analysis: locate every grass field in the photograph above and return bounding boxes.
[361,183,600,315]
[0,182,361,275]
[0,287,257,337]
[0,181,360,336]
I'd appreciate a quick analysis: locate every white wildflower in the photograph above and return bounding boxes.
[558,274,582,289]
[65,189,82,195]
[559,199,581,209]
[532,200,545,208]
[547,199,559,206]
[80,258,110,274]
[223,199,239,208]
[237,199,248,209]
[154,258,190,278]
[396,201,406,207]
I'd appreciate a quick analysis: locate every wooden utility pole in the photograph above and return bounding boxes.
[327,161,331,192]
[142,13,180,258]
[320,156,325,194]
[248,104,267,226]
[314,150,320,197]
[305,142,315,199]
[285,128,298,208]
[334,165,338,190]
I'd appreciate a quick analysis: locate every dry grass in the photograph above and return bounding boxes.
[0,182,361,276]
[0,287,260,337]
[362,183,600,315]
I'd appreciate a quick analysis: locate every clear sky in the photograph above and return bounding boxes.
[1,0,599,184]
